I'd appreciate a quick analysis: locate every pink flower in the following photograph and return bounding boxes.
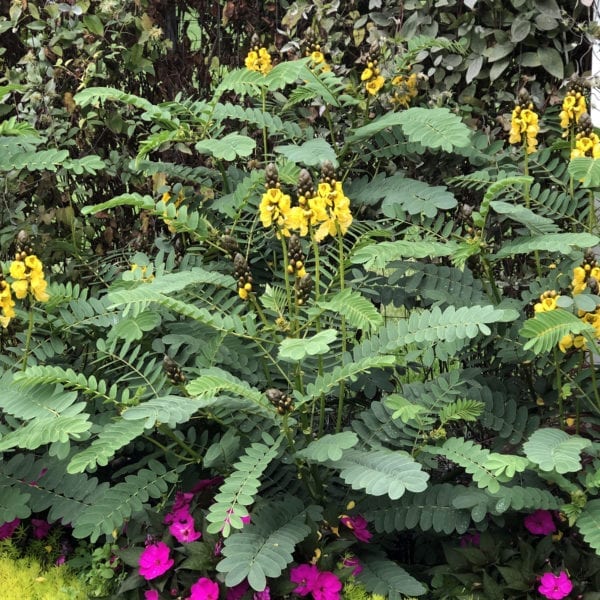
[254,587,270,600]
[226,580,249,600]
[290,564,320,596]
[312,571,342,600]
[538,571,573,600]
[145,591,160,600]
[55,555,66,566]
[339,514,372,543]
[0,518,20,540]
[31,518,52,539]
[524,510,556,535]
[138,541,175,580]
[241,514,251,525]
[169,510,202,543]
[187,577,219,600]
[341,555,362,576]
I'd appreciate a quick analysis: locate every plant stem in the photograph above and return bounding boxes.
[22,306,34,371]
[261,88,269,164]
[335,228,347,433]
[158,424,202,462]
[553,347,564,428]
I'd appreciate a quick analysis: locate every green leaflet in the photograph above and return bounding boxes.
[523,428,591,474]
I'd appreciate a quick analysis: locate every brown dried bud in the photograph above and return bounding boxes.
[163,355,186,385]
[265,163,279,189]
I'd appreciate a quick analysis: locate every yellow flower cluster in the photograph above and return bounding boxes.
[259,187,292,234]
[560,90,587,132]
[557,263,600,353]
[361,60,385,96]
[1,252,50,328]
[533,290,560,313]
[260,180,353,243]
[245,46,272,75]
[391,73,418,108]
[570,131,600,159]
[509,103,539,154]
[0,278,15,328]
[10,254,49,303]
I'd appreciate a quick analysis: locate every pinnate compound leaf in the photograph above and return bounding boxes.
[576,499,600,554]
[520,309,597,354]
[195,133,256,161]
[426,438,501,493]
[351,240,458,270]
[274,138,338,167]
[568,156,600,187]
[381,178,457,219]
[67,418,148,474]
[206,437,283,537]
[493,233,599,259]
[72,460,180,542]
[349,107,470,152]
[278,329,337,362]
[295,432,359,462]
[217,499,314,591]
[358,552,427,598]
[318,289,383,334]
[121,396,205,428]
[523,428,591,474]
[336,448,429,500]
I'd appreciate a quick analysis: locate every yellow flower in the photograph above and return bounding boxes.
[30,275,50,302]
[11,279,28,299]
[0,280,15,328]
[558,334,573,353]
[9,260,26,280]
[509,104,539,154]
[259,187,292,230]
[310,50,324,64]
[285,206,310,237]
[244,50,259,71]
[366,75,385,96]
[245,47,272,75]
[361,67,373,81]
[9,254,50,302]
[391,73,418,107]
